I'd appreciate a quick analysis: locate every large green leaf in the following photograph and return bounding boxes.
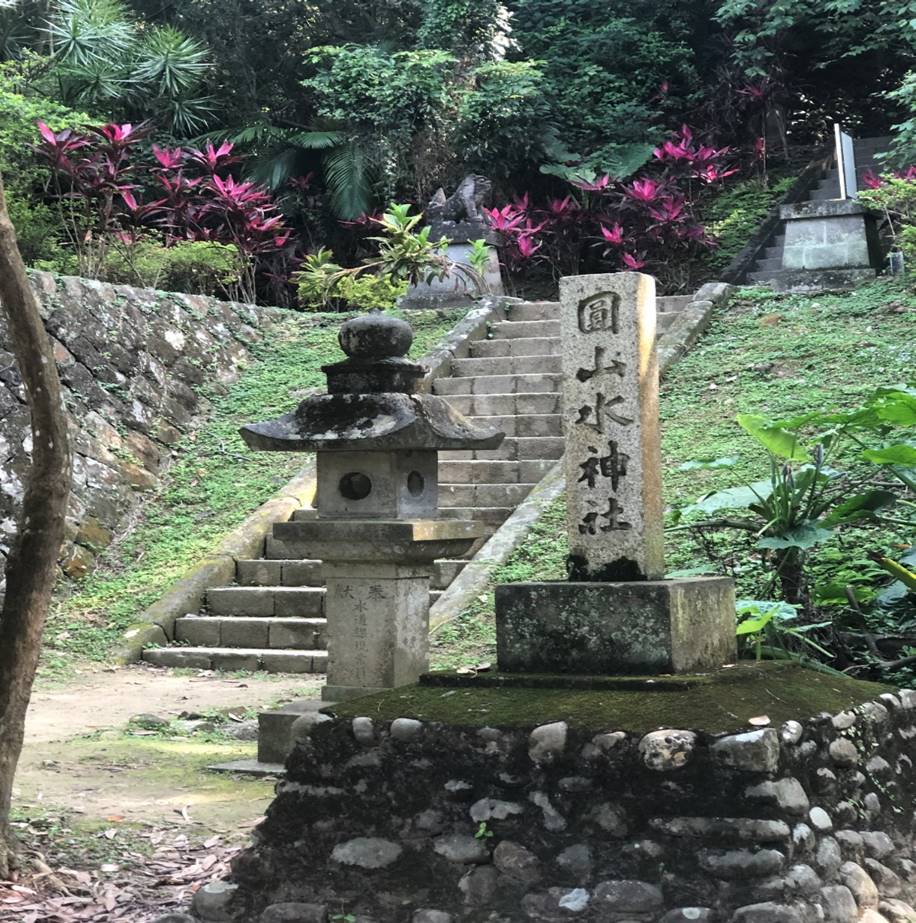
[683,479,773,516]
[756,522,834,550]
[862,443,916,466]
[824,489,898,525]
[737,413,808,460]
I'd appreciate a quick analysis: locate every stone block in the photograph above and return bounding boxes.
[221,617,269,648]
[495,577,737,674]
[780,200,880,272]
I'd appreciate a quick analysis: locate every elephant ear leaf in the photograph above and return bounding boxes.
[737,413,808,460]
[824,489,898,526]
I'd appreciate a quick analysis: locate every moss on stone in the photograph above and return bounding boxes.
[327,663,892,734]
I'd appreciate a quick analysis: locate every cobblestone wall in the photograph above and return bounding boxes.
[213,690,916,923]
[0,272,276,594]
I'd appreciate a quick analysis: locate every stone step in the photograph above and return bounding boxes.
[438,458,556,484]
[503,301,560,321]
[490,319,560,340]
[175,615,327,650]
[237,558,323,587]
[754,257,782,272]
[763,245,784,261]
[439,482,536,507]
[442,391,563,416]
[143,647,327,674]
[432,373,563,397]
[657,311,680,331]
[469,337,559,358]
[656,294,692,311]
[439,506,513,526]
[469,413,563,437]
[238,558,464,590]
[452,355,563,377]
[440,435,565,462]
[207,585,325,617]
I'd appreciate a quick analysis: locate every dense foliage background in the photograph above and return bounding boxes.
[2,0,916,300]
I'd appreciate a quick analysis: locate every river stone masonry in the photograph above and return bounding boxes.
[0,272,272,596]
[207,679,916,922]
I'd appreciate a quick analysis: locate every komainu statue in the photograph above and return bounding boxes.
[426,174,493,228]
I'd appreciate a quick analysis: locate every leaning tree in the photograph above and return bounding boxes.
[0,172,72,877]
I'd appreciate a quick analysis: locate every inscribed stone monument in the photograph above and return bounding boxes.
[495,272,737,674]
[561,272,664,581]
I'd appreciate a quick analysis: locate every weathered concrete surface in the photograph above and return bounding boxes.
[559,273,664,582]
[494,577,737,674]
[780,200,881,271]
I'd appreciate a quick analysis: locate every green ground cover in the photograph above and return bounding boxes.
[432,280,915,672]
[46,308,465,678]
[332,662,890,733]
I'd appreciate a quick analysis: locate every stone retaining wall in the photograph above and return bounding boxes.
[214,690,916,923]
[0,272,276,594]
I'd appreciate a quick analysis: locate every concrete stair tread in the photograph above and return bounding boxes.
[489,320,560,339]
[452,355,562,376]
[207,585,325,617]
[440,391,563,416]
[143,647,328,673]
[469,337,559,358]
[433,373,563,396]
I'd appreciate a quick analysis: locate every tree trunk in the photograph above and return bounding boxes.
[0,173,72,878]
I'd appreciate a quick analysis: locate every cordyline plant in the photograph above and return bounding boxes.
[35,122,291,303]
[485,125,738,292]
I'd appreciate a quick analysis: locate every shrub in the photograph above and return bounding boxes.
[0,66,90,267]
[102,238,239,296]
[298,269,407,312]
[858,174,916,263]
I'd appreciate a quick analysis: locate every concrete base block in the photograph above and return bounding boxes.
[257,697,328,764]
[495,577,737,674]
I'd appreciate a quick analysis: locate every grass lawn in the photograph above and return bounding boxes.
[45,308,466,679]
[431,280,916,673]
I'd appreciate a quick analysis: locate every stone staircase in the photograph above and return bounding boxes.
[143,295,692,673]
[746,136,891,285]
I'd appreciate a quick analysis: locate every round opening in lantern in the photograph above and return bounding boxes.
[339,472,372,500]
[407,471,425,497]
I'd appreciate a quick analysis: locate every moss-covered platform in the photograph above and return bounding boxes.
[326,661,891,734]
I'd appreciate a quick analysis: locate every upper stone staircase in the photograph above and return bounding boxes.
[746,136,892,285]
[143,294,693,673]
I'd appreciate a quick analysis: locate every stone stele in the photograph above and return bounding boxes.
[494,272,737,675]
[559,272,664,581]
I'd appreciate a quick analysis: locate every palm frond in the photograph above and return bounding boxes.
[288,129,344,150]
[46,0,133,67]
[324,139,373,219]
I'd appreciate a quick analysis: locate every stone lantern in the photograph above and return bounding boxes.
[240,311,503,701]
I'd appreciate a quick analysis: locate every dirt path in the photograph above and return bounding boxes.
[6,665,323,920]
[26,663,315,744]
[17,664,321,829]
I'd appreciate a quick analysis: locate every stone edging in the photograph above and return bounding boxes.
[428,282,735,635]
[112,463,316,664]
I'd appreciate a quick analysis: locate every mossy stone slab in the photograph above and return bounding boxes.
[326,662,891,735]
